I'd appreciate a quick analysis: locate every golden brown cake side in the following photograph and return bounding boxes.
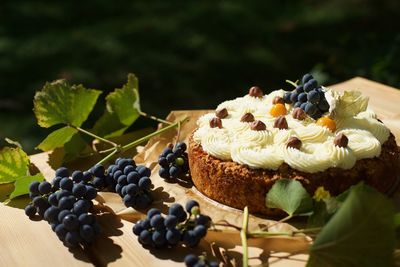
[188,132,399,217]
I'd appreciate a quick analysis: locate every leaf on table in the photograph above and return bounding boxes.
[93,73,141,138]
[0,146,30,184]
[7,173,45,200]
[307,183,395,267]
[36,126,78,151]
[265,178,313,216]
[33,79,101,128]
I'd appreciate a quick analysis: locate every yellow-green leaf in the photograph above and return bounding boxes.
[0,147,30,184]
[8,173,45,200]
[93,73,140,138]
[33,79,101,128]
[37,126,78,151]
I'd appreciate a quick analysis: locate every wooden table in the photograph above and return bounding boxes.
[1,77,399,267]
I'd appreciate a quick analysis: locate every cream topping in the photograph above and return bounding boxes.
[194,88,391,173]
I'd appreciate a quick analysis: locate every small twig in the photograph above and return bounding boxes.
[139,111,172,125]
[72,125,118,147]
[285,79,299,88]
[241,206,249,267]
[96,149,118,165]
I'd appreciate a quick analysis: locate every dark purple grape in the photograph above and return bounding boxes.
[71,170,83,183]
[158,167,170,179]
[52,177,62,189]
[176,142,187,152]
[152,230,167,246]
[138,177,151,190]
[307,90,320,104]
[305,103,317,116]
[160,148,173,158]
[44,206,60,223]
[133,222,144,236]
[123,165,136,175]
[90,164,105,177]
[55,224,67,239]
[169,166,180,178]
[80,224,94,241]
[127,171,140,184]
[169,204,186,222]
[184,254,198,267]
[147,208,161,219]
[164,215,178,229]
[32,196,48,209]
[295,85,304,94]
[117,175,128,186]
[82,171,92,183]
[183,230,199,247]
[290,92,299,103]
[72,183,86,198]
[84,185,97,200]
[150,214,165,230]
[29,181,40,194]
[63,214,79,231]
[283,92,292,104]
[55,167,69,178]
[60,178,73,191]
[25,204,37,217]
[318,99,330,112]
[297,92,307,103]
[158,157,168,167]
[125,184,139,196]
[300,102,307,110]
[139,230,152,245]
[48,193,58,206]
[123,194,135,206]
[58,196,74,210]
[58,210,72,222]
[166,228,181,245]
[79,213,95,225]
[137,166,151,177]
[302,73,313,84]
[193,225,207,238]
[293,102,301,108]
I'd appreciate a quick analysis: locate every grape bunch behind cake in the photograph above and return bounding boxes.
[188,74,400,216]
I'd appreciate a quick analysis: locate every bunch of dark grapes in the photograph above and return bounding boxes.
[158,142,189,180]
[133,200,211,248]
[184,254,219,267]
[107,157,153,209]
[283,73,330,119]
[24,167,101,248]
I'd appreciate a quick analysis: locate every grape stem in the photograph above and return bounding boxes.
[95,117,188,165]
[285,79,299,88]
[139,111,173,125]
[72,125,118,148]
[241,206,249,267]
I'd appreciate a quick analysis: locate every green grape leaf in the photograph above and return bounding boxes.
[265,178,313,216]
[93,73,141,138]
[0,146,30,184]
[63,133,89,162]
[33,79,101,128]
[36,126,78,151]
[8,173,45,200]
[307,183,395,267]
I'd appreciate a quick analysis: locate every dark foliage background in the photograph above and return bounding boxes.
[1,0,399,153]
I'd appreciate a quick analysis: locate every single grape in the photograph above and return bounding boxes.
[169,203,187,222]
[152,230,167,246]
[193,225,207,238]
[169,166,181,178]
[164,215,178,229]
[139,230,152,245]
[117,159,129,170]
[293,101,301,108]
[44,206,60,223]
[82,171,92,183]
[71,170,83,183]
[307,90,320,104]
[147,208,161,219]
[55,224,68,240]
[92,177,105,188]
[183,230,199,247]
[25,204,37,217]
[150,214,165,230]
[140,218,151,230]
[63,214,79,231]
[158,157,168,167]
[295,85,304,94]
[302,73,313,84]
[175,157,185,166]
[29,181,40,194]
[158,167,170,179]
[84,185,97,200]
[305,102,317,116]
[166,228,181,245]
[52,177,62,189]
[297,92,307,103]
[195,214,211,227]
[160,147,173,158]
[72,183,87,198]
[32,196,48,209]
[133,222,144,236]
[138,177,151,190]
[79,213,95,225]
[90,164,105,177]
[290,92,299,103]
[123,194,135,207]
[113,170,123,181]
[127,171,140,184]
[283,92,292,104]
[56,190,71,201]
[60,178,73,191]
[73,199,90,215]
[58,196,74,210]
[125,183,139,196]
[137,166,151,177]
[122,165,134,176]
[118,175,128,186]
[318,99,329,112]
[176,142,187,151]
[184,254,198,267]
[166,153,175,163]
[65,231,80,247]
[300,102,307,110]
[55,167,69,178]
[58,210,72,222]
[48,193,58,206]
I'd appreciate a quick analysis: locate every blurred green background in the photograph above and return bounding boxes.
[1,0,400,153]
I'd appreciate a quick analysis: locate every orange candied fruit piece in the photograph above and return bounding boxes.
[270,103,287,117]
[316,116,336,132]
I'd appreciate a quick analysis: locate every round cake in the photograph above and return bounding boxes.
[188,76,400,216]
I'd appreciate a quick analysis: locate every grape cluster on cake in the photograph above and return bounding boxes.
[188,74,400,216]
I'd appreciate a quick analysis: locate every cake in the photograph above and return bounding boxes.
[188,75,400,216]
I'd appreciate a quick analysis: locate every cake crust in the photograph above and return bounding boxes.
[188,132,399,216]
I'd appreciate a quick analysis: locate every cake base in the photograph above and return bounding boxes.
[188,133,400,217]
